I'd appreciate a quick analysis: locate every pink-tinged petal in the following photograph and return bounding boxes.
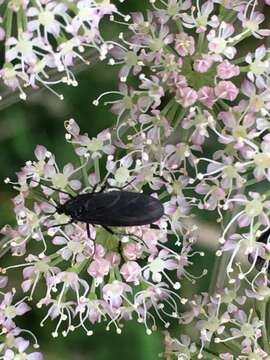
[165,259,178,270]
[5,47,18,62]
[34,145,47,160]
[201,0,214,15]
[0,276,8,288]
[217,60,240,79]
[69,179,81,190]
[43,164,56,177]
[255,45,266,59]
[215,81,239,101]
[23,266,35,279]
[21,279,33,293]
[4,349,15,360]
[27,20,39,32]
[3,292,13,306]
[193,57,212,73]
[16,302,31,315]
[39,202,55,214]
[253,167,264,181]
[237,214,251,228]
[241,80,255,97]
[257,29,270,37]
[26,7,39,17]
[195,183,210,194]
[120,261,141,283]
[198,86,215,107]
[176,87,198,107]
[28,352,44,360]
[88,258,110,280]
[60,248,72,261]
[15,337,30,352]
[52,236,67,245]
[63,163,74,177]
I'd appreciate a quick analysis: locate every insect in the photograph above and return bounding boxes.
[32,180,164,238]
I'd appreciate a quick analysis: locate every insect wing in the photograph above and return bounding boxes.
[68,191,164,226]
[103,191,164,226]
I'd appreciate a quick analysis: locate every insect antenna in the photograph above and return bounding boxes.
[29,178,74,198]
[27,179,67,216]
[99,177,137,193]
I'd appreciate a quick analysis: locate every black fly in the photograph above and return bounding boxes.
[33,180,164,238]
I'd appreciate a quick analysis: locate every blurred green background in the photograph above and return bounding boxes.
[0,0,226,358]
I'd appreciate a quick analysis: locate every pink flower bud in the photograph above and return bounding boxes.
[176,87,198,108]
[87,258,110,281]
[120,261,141,283]
[215,81,239,101]
[217,60,240,79]
[175,33,195,56]
[123,243,142,260]
[193,56,213,73]
[198,86,215,107]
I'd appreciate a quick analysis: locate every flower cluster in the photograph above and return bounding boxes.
[1,119,203,341]
[92,0,270,356]
[99,0,270,283]
[162,281,269,359]
[2,0,270,358]
[0,275,43,359]
[0,0,126,99]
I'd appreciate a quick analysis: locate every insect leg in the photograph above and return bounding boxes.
[90,184,98,194]
[86,223,91,239]
[30,179,74,198]
[116,177,136,190]
[86,224,97,241]
[102,225,114,234]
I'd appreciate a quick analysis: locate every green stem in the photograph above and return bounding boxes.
[209,251,230,294]
[231,56,248,65]
[221,331,242,353]
[208,198,242,294]
[18,6,27,32]
[161,98,176,116]
[5,9,13,54]
[175,20,183,32]
[230,29,252,47]
[79,156,90,188]
[217,100,230,111]
[239,66,249,72]
[68,259,88,274]
[256,300,270,353]
[197,32,205,54]
[173,107,187,130]
[94,159,100,183]
[167,102,179,123]
[263,188,270,199]
[159,190,169,200]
